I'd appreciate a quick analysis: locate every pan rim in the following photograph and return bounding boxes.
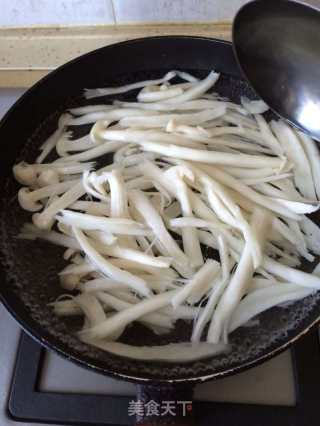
[1,35,319,384]
[2,288,319,385]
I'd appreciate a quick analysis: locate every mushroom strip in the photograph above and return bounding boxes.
[57,210,152,236]
[73,227,151,297]
[33,182,85,229]
[141,142,284,169]
[79,289,178,340]
[36,113,72,163]
[128,189,192,278]
[119,108,226,128]
[207,207,271,343]
[18,179,80,212]
[85,71,177,99]
[79,339,229,362]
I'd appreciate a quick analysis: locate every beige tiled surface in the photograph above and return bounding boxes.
[112,0,250,24]
[112,0,320,24]
[0,0,251,27]
[0,0,115,27]
[1,0,319,28]
[0,23,232,88]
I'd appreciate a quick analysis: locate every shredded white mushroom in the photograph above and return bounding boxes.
[79,339,229,362]
[13,70,320,362]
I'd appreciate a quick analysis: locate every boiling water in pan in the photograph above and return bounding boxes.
[0,70,319,381]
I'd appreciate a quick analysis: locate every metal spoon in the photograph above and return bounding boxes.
[233,0,320,140]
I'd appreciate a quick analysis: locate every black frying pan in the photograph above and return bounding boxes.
[0,37,320,425]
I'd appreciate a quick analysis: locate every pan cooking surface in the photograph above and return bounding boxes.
[0,39,320,382]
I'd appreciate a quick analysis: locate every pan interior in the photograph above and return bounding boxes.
[1,65,320,382]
